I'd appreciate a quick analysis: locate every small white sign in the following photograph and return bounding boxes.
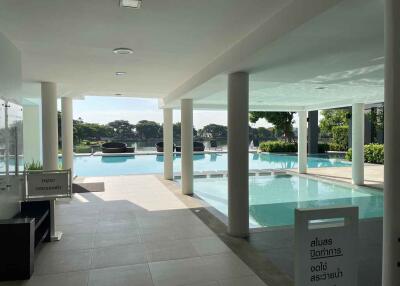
[26,170,71,199]
[295,206,358,286]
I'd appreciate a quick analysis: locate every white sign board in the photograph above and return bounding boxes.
[295,206,358,286]
[26,170,71,199]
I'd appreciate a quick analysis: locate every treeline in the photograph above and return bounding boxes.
[57,113,276,144]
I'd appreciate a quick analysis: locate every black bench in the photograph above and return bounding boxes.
[0,200,51,281]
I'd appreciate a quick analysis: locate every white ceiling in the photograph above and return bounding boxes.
[0,0,385,111]
[164,0,384,111]
[0,0,289,99]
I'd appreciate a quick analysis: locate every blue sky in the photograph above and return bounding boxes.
[69,96,274,129]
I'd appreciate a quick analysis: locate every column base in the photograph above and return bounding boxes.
[50,231,63,242]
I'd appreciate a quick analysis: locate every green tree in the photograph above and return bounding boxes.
[173,123,181,139]
[198,124,227,139]
[108,120,135,140]
[172,122,197,139]
[249,112,295,142]
[135,120,162,140]
[256,127,275,141]
[319,109,350,136]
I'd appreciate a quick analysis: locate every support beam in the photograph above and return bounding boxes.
[351,103,364,185]
[41,82,58,171]
[163,108,173,180]
[181,99,193,195]
[364,110,372,144]
[348,107,352,147]
[61,97,73,174]
[383,0,400,284]
[23,105,41,164]
[298,111,307,174]
[227,72,249,238]
[307,110,319,154]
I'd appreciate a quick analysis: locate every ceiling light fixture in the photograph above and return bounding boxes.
[120,0,142,9]
[115,93,123,96]
[115,71,127,76]
[113,48,133,55]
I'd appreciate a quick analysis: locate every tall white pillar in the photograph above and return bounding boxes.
[351,103,364,185]
[298,111,307,174]
[228,72,249,238]
[41,82,61,241]
[41,82,58,171]
[181,99,193,195]
[23,105,42,164]
[383,0,400,284]
[163,108,173,180]
[61,97,73,174]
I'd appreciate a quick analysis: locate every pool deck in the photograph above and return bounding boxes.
[16,170,384,286]
[290,164,384,190]
[12,174,268,286]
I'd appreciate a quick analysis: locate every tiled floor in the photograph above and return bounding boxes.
[291,164,384,189]
[0,175,267,286]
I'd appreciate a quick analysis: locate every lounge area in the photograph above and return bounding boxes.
[1,0,398,285]
[175,142,205,152]
[101,142,135,154]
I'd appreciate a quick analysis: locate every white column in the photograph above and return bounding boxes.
[61,97,73,174]
[351,103,364,185]
[41,82,58,171]
[298,111,307,174]
[383,0,400,284]
[227,72,249,237]
[181,99,193,195]
[163,108,173,180]
[41,82,61,241]
[23,105,42,164]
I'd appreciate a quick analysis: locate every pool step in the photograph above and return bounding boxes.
[173,170,282,180]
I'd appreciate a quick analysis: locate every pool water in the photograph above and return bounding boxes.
[73,153,351,177]
[190,174,383,228]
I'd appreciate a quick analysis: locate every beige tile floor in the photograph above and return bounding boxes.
[290,164,384,189]
[0,175,267,286]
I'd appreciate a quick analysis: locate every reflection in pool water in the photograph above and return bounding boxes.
[188,174,383,228]
[71,153,351,177]
[101,156,135,163]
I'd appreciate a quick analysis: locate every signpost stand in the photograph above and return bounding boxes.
[24,169,72,242]
[295,206,358,286]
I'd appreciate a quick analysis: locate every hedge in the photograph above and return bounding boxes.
[259,141,297,153]
[345,144,384,164]
[318,143,351,153]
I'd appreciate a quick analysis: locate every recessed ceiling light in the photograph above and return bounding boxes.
[115,71,127,76]
[113,48,133,55]
[120,0,142,9]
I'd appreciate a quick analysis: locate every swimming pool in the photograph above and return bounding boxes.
[72,153,351,176]
[189,174,383,228]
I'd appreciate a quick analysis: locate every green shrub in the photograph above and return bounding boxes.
[259,141,297,153]
[345,149,351,161]
[318,143,346,152]
[345,144,384,164]
[332,125,349,151]
[24,160,43,170]
[74,145,92,153]
[328,143,344,151]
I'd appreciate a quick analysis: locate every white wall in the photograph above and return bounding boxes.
[0,32,22,219]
